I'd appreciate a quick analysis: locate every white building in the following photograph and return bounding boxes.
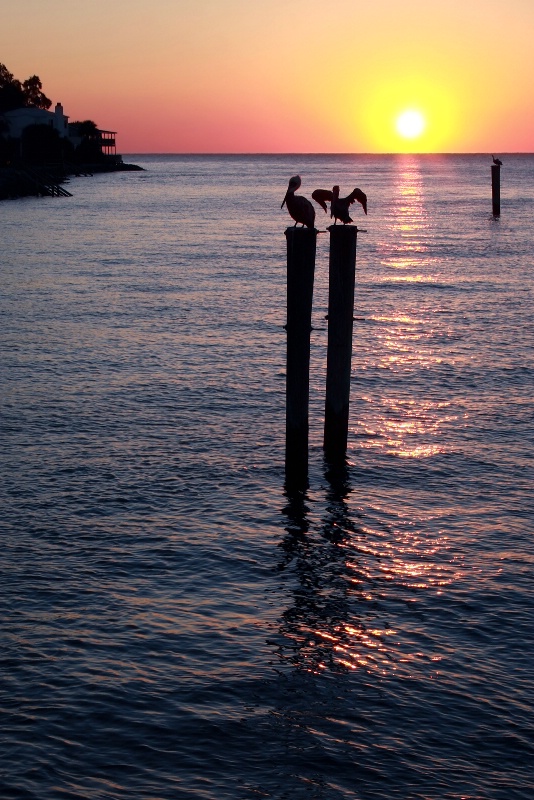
[3,102,69,138]
[1,102,117,159]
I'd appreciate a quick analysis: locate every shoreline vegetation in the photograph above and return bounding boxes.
[0,62,143,201]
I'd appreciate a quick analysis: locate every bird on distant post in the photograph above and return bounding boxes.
[492,155,503,166]
[311,185,367,224]
[281,176,316,229]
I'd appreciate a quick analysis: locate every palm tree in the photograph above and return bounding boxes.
[69,120,99,138]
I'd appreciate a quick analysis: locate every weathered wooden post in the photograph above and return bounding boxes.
[285,227,317,488]
[323,225,358,462]
[491,164,501,216]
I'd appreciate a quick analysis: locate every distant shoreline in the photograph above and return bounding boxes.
[0,160,144,201]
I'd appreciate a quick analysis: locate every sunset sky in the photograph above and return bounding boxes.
[3,0,533,153]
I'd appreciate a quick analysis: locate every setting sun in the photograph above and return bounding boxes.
[356,72,460,153]
[3,0,533,152]
[396,110,426,139]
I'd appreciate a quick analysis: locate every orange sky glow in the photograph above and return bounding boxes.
[3,0,533,153]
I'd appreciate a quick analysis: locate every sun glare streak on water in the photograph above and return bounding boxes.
[1,154,533,799]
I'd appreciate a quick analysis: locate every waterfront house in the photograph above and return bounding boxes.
[2,102,117,159]
[3,102,69,138]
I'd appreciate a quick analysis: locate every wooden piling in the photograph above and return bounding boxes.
[491,164,501,216]
[323,225,358,462]
[285,227,317,487]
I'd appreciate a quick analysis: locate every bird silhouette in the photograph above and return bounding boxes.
[311,186,367,224]
[492,155,503,166]
[311,188,332,214]
[281,176,316,229]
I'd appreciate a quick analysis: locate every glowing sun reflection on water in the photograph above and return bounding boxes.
[357,395,458,458]
[276,473,462,678]
[379,157,437,276]
[274,157,465,678]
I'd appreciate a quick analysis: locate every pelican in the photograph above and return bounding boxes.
[331,186,367,223]
[492,155,503,166]
[311,186,367,224]
[311,188,332,214]
[281,176,315,229]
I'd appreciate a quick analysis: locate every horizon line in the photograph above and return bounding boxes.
[122,151,533,157]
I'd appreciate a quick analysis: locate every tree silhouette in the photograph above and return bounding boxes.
[21,124,73,164]
[69,120,107,163]
[69,120,99,138]
[0,63,25,112]
[0,63,52,111]
[22,75,52,110]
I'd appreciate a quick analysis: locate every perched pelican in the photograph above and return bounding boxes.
[281,176,315,229]
[311,186,367,224]
[492,155,503,166]
[331,186,367,223]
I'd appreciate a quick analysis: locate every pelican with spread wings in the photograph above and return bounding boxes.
[312,185,368,224]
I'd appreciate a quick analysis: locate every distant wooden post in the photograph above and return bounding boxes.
[323,225,358,462]
[491,164,501,216]
[285,227,317,488]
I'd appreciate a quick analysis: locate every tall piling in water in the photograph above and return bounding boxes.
[491,164,501,216]
[323,225,358,463]
[285,227,317,488]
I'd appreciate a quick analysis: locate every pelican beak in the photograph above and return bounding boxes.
[281,194,287,209]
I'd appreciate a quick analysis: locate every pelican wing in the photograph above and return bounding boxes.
[345,187,368,215]
[312,189,333,213]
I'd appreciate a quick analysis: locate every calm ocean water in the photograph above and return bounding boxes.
[1,154,533,799]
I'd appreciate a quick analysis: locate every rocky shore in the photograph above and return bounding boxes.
[0,160,143,201]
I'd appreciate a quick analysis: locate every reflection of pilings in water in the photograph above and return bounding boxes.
[275,471,359,673]
[322,462,359,544]
[282,489,310,536]
[277,488,310,573]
